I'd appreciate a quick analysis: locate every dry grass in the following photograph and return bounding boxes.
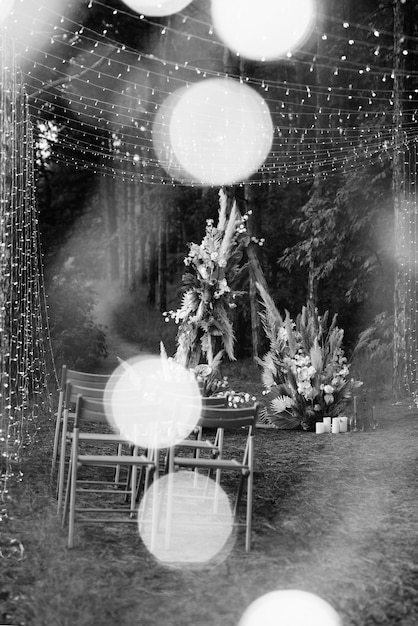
[2,384,418,626]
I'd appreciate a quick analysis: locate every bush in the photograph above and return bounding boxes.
[47,272,107,371]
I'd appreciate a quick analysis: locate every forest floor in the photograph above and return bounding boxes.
[2,311,418,625]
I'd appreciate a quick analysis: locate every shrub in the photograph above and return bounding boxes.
[47,272,107,371]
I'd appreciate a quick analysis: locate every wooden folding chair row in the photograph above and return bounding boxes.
[51,365,124,477]
[54,366,261,552]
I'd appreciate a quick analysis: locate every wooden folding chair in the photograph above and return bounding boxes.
[167,402,261,552]
[63,394,157,549]
[167,394,228,460]
[56,380,133,516]
[51,366,123,477]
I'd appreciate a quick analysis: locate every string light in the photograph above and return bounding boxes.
[0,26,54,507]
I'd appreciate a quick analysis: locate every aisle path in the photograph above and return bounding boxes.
[93,281,143,374]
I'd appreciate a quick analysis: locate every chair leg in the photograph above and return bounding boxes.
[130,461,138,517]
[57,409,69,512]
[245,471,253,552]
[164,470,175,550]
[114,443,123,485]
[51,394,63,475]
[68,449,78,549]
[245,438,254,552]
[62,457,72,527]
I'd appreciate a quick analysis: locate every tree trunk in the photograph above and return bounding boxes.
[147,226,158,306]
[158,208,167,312]
[392,0,408,398]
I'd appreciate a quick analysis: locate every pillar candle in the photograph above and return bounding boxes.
[323,417,331,433]
[315,422,325,434]
[331,418,340,434]
[339,416,348,433]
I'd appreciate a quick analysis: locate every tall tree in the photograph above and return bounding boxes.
[392,0,416,398]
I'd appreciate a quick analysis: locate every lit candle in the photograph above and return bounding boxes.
[339,416,348,432]
[315,422,325,434]
[331,418,340,434]
[323,417,331,433]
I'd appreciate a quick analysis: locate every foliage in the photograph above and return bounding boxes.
[164,189,250,369]
[278,160,394,344]
[350,312,393,395]
[47,267,107,371]
[256,283,362,431]
[353,311,393,364]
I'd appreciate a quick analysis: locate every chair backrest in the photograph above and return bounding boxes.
[73,395,159,445]
[73,395,114,429]
[199,403,261,430]
[201,394,228,408]
[64,381,107,407]
[67,368,114,388]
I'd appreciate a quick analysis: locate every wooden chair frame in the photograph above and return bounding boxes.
[56,380,133,516]
[63,394,157,549]
[167,402,261,552]
[51,366,124,476]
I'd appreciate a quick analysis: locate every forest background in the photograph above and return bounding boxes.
[10,0,417,389]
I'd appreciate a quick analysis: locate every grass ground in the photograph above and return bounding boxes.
[2,372,418,625]
[2,295,416,626]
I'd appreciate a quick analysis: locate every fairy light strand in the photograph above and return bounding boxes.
[0,26,54,507]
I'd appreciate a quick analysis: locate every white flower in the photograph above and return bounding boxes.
[323,384,334,395]
[278,327,287,341]
[197,265,208,279]
[324,393,334,404]
[218,278,230,293]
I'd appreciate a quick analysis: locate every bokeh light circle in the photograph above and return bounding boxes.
[0,0,14,23]
[239,589,342,626]
[165,78,273,185]
[104,355,201,449]
[211,0,315,61]
[120,0,192,17]
[138,471,235,567]
[152,87,191,182]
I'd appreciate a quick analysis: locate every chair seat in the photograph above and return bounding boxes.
[70,432,129,443]
[172,456,243,470]
[176,439,219,451]
[77,454,153,466]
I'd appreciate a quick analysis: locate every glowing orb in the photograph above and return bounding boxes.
[239,590,342,626]
[152,87,190,182]
[104,355,201,449]
[138,471,234,567]
[120,0,192,17]
[211,0,315,61]
[0,0,14,23]
[163,78,273,185]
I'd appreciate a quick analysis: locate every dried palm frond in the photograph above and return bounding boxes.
[256,281,284,342]
[217,188,228,232]
[310,338,323,372]
[219,201,238,260]
[284,311,297,356]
